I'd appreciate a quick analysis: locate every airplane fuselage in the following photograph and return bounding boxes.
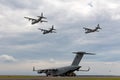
[56,66,81,76]
[31,18,42,24]
[85,30,97,33]
[37,66,81,76]
[43,29,54,34]
[43,31,50,34]
[85,28,99,33]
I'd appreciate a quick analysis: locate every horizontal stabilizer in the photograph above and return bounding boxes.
[73,51,95,55]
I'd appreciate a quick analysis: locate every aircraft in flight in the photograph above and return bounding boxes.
[83,24,102,34]
[33,51,95,76]
[38,25,56,34]
[24,13,47,25]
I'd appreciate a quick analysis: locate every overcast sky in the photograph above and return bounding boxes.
[0,0,120,75]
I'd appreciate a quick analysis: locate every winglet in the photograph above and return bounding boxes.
[33,66,36,71]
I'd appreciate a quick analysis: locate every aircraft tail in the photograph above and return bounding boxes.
[41,12,47,19]
[97,24,102,29]
[97,24,99,27]
[41,12,43,17]
[71,52,95,66]
[51,25,56,30]
[37,13,47,19]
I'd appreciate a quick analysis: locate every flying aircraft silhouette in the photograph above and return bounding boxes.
[83,24,102,34]
[33,51,95,76]
[38,25,56,34]
[24,13,47,25]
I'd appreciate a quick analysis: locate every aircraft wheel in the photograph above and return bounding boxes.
[68,72,76,76]
[71,72,76,76]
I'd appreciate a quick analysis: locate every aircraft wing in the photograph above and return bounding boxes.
[42,17,47,19]
[40,20,48,23]
[24,17,36,21]
[51,31,56,33]
[39,69,57,72]
[38,28,47,32]
[33,67,58,73]
[83,27,92,31]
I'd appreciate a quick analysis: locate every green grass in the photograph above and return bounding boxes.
[0,76,120,80]
[0,75,39,78]
[49,77,120,80]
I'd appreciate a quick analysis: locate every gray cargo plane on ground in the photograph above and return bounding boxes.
[33,51,95,76]
[83,24,101,34]
[24,13,47,25]
[38,25,56,34]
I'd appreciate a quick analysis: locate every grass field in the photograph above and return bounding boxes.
[0,76,120,80]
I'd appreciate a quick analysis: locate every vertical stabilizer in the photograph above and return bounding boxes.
[71,52,95,66]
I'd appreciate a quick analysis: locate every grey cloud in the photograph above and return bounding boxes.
[88,1,93,7]
[0,0,44,10]
[0,54,17,63]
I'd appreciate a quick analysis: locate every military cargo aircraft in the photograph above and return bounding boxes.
[33,51,95,76]
[83,24,101,34]
[38,25,56,34]
[24,13,47,25]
